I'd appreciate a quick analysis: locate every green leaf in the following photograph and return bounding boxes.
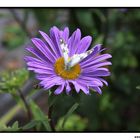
[22,120,40,130]
[0,121,20,131]
[56,114,87,131]
[30,101,52,131]
[0,104,21,125]
[12,121,19,129]
[62,103,79,128]
[0,68,29,94]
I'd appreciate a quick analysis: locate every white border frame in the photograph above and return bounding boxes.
[0,133,140,140]
[0,0,140,7]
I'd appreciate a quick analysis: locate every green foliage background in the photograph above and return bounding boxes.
[40,8,140,131]
[1,8,140,131]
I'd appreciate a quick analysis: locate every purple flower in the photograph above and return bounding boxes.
[24,26,112,95]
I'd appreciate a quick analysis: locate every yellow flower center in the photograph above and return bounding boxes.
[54,57,81,80]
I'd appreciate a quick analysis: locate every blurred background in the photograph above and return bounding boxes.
[0,8,140,131]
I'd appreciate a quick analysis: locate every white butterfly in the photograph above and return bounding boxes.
[60,38,93,70]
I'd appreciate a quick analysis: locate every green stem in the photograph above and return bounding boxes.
[18,89,32,122]
[48,105,55,131]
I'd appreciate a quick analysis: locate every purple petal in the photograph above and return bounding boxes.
[49,26,63,57]
[97,78,108,86]
[75,36,92,54]
[74,79,90,94]
[81,53,112,67]
[76,81,90,95]
[26,61,53,70]
[81,61,112,69]
[24,56,53,68]
[54,84,65,95]
[69,80,80,93]
[82,70,111,77]
[80,44,103,64]
[26,47,53,65]
[78,76,103,87]
[91,86,102,94]
[31,38,56,63]
[39,30,60,58]
[65,81,71,94]
[60,27,69,43]
[82,67,109,73]
[36,74,56,80]
[40,80,55,90]
[28,68,54,75]
[68,29,81,57]
[40,76,63,89]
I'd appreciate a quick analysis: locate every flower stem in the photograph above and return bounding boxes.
[48,105,55,131]
[18,88,32,122]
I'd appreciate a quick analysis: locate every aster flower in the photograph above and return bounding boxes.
[24,26,112,95]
